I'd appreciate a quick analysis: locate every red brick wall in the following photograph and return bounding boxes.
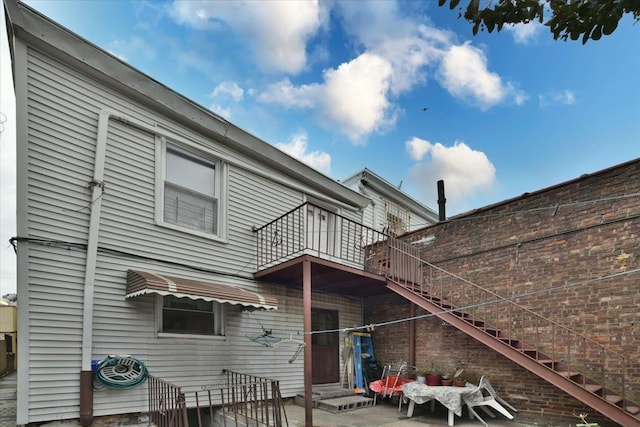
[365,159,640,426]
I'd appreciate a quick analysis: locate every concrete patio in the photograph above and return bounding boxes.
[0,369,535,427]
[284,399,535,427]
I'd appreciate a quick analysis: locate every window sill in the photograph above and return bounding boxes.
[156,221,228,243]
[158,332,226,341]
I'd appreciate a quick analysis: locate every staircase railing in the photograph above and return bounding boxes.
[148,375,188,427]
[386,238,639,416]
[148,370,288,427]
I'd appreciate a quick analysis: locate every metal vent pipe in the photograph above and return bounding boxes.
[437,180,446,221]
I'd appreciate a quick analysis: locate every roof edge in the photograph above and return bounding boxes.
[7,0,369,209]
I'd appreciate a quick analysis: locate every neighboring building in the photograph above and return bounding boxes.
[4,1,438,426]
[365,158,640,426]
[342,168,439,236]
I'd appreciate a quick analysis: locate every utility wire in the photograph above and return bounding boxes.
[9,236,257,282]
[304,267,640,336]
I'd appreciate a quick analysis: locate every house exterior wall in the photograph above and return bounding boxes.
[341,176,437,235]
[365,159,640,426]
[14,31,365,424]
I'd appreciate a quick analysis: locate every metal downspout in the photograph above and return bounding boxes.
[358,182,376,229]
[79,109,125,425]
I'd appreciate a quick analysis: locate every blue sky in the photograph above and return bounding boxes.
[1,0,639,294]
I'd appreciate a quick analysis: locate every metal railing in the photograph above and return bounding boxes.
[148,375,188,427]
[148,371,287,427]
[255,202,388,271]
[386,239,639,415]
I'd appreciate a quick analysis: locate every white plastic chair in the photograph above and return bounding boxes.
[462,376,517,427]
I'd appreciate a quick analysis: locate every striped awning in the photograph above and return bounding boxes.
[125,270,278,311]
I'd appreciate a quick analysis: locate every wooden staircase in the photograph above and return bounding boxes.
[382,239,640,426]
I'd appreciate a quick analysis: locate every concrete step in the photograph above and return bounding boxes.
[310,384,355,399]
[317,395,374,413]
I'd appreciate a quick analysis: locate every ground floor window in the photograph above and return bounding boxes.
[160,295,225,336]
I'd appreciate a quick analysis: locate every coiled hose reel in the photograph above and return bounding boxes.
[93,355,148,389]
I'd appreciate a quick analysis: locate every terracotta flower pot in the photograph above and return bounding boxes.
[441,378,454,386]
[454,379,466,387]
[425,374,441,386]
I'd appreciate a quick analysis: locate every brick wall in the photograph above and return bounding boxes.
[365,159,640,426]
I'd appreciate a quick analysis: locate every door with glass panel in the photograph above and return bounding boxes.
[306,204,342,259]
[311,308,339,384]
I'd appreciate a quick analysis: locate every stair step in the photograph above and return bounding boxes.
[317,396,374,413]
[452,311,469,318]
[311,384,355,399]
[395,280,640,424]
[556,370,580,379]
[604,394,624,405]
[583,384,603,393]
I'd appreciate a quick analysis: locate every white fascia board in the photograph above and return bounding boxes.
[8,0,369,210]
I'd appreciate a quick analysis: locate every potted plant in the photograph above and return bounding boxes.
[423,362,442,386]
[416,368,428,384]
[441,373,453,386]
[440,361,454,386]
[453,361,466,387]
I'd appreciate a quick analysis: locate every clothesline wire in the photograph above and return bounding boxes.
[293,267,640,336]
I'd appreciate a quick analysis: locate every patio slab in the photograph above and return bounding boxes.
[283,399,535,427]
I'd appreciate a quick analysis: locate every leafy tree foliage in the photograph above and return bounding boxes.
[438,0,640,44]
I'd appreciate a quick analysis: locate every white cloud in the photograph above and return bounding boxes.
[405,138,496,212]
[209,104,232,120]
[276,132,331,175]
[173,0,524,141]
[406,137,431,161]
[318,53,394,142]
[438,42,525,110]
[170,0,326,74]
[505,22,543,45]
[108,36,157,63]
[212,81,244,102]
[258,79,318,109]
[260,53,395,142]
[538,90,576,108]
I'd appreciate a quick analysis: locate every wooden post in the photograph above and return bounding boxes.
[303,258,313,427]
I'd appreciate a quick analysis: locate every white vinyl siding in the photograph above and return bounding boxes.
[20,45,365,423]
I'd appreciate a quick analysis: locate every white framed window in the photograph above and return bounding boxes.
[384,199,410,236]
[156,139,227,239]
[158,295,225,337]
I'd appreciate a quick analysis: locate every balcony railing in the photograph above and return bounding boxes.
[255,202,389,272]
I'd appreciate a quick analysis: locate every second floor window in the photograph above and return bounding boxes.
[384,199,410,236]
[163,143,219,235]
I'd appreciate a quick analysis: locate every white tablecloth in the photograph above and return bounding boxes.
[401,382,478,416]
